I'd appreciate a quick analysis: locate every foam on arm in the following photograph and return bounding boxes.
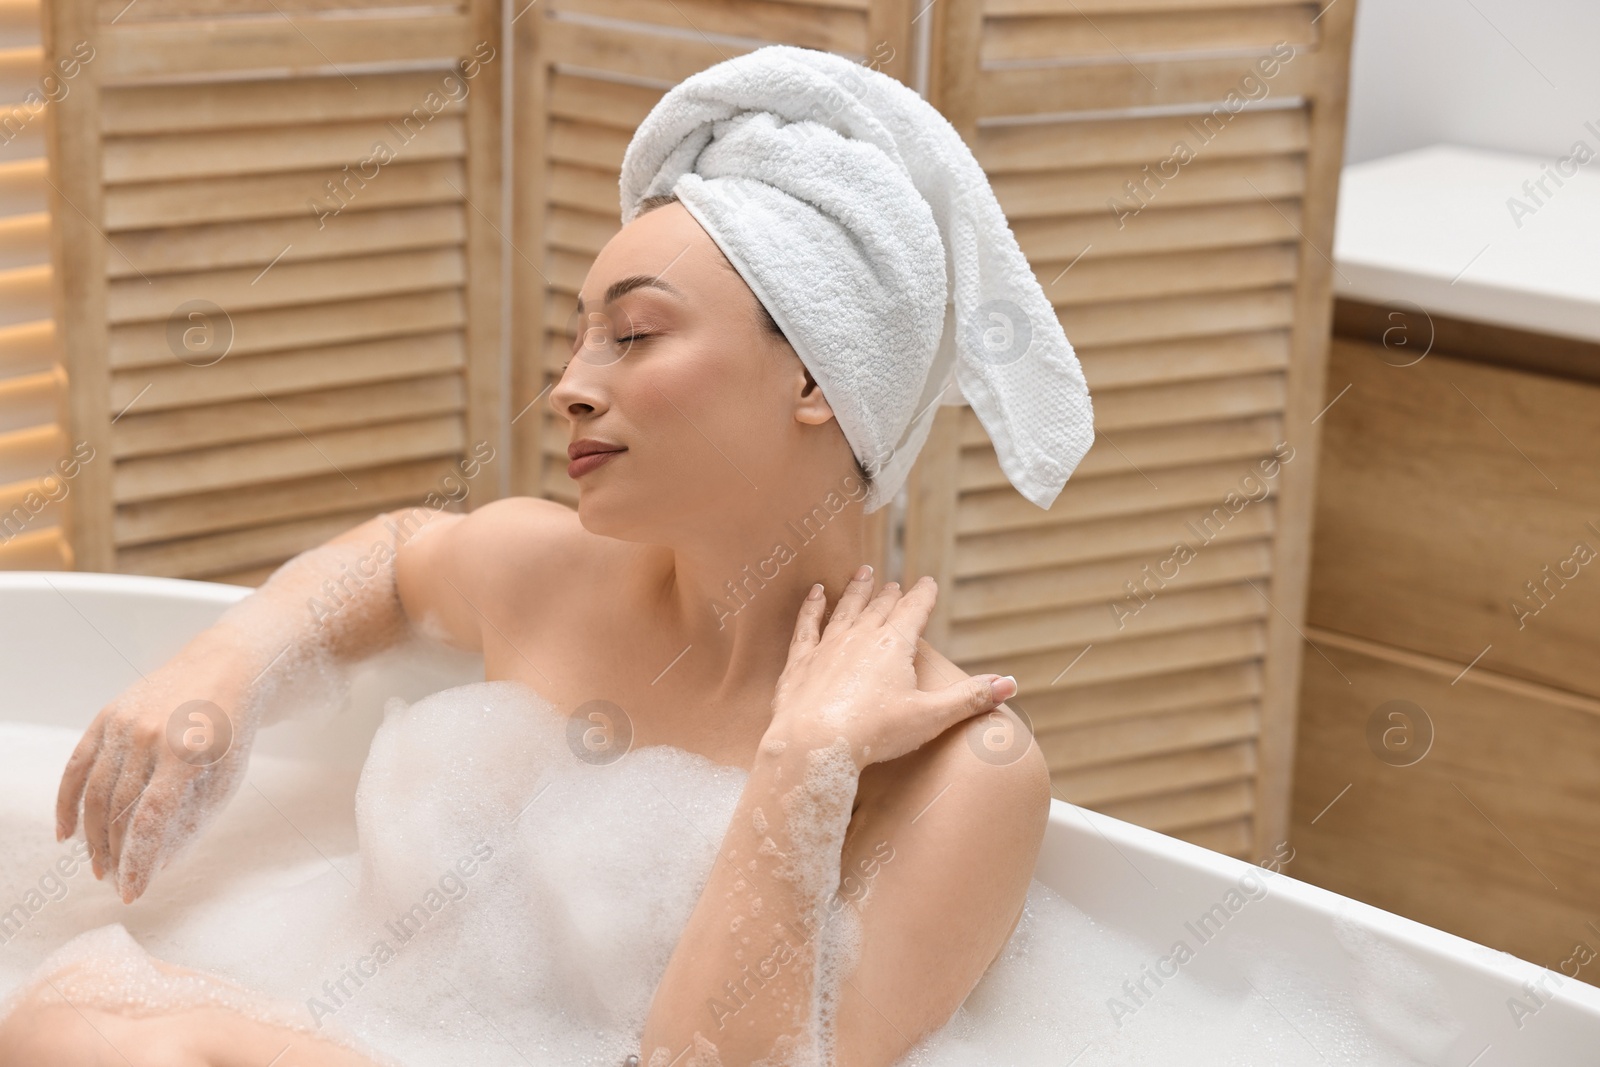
[638,734,862,1067]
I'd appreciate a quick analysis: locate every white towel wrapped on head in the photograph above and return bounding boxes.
[619,44,1094,512]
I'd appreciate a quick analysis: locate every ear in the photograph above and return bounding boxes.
[794,364,837,427]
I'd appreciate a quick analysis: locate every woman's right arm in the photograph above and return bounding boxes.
[52,497,542,903]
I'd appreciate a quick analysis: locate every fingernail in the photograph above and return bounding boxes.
[990,675,1018,701]
[806,582,824,600]
[853,563,872,581]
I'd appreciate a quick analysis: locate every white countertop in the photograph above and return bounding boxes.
[1333,143,1600,343]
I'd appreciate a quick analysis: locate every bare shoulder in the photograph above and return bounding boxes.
[851,636,1051,879]
[391,497,604,652]
[870,637,1050,819]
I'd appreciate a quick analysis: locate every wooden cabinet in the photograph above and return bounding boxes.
[1293,299,1600,986]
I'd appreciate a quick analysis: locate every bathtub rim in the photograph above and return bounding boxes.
[1042,800,1600,1019]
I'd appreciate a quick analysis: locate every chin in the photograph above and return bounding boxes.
[573,480,655,543]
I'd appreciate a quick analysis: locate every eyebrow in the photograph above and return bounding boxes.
[574,275,684,316]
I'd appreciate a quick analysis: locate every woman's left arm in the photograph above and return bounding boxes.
[637,570,1042,1067]
[828,638,1050,1065]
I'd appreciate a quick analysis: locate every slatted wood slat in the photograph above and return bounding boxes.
[902,0,1355,858]
[0,0,69,570]
[46,0,504,580]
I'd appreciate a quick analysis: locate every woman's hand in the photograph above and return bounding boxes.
[767,565,1017,770]
[55,638,258,904]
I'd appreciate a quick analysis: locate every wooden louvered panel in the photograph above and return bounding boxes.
[976,109,1309,172]
[115,414,465,503]
[951,538,1274,623]
[0,423,60,489]
[115,457,464,545]
[104,161,466,230]
[1087,373,1287,431]
[101,72,477,133]
[103,117,464,184]
[1028,659,1263,732]
[111,333,464,412]
[116,505,414,577]
[963,618,1268,692]
[955,500,1276,578]
[111,375,465,459]
[951,581,1270,659]
[48,0,503,580]
[551,0,869,53]
[1041,700,1261,771]
[107,249,466,324]
[1017,201,1303,262]
[1066,288,1297,348]
[977,52,1314,118]
[1044,244,1300,306]
[987,0,1302,13]
[906,0,1354,859]
[0,211,46,268]
[954,456,1286,534]
[0,0,68,571]
[105,205,468,279]
[541,19,752,87]
[96,14,473,82]
[982,7,1316,62]
[1180,817,1254,857]
[109,290,466,369]
[93,0,427,16]
[1077,330,1291,388]
[1057,740,1257,808]
[978,412,1285,486]
[1098,779,1257,836]
[998,155,1306,218]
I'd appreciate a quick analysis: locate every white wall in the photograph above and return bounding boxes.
[1344,0,1600,164]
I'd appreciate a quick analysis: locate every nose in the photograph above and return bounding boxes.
[548,319,617,423]
[548,359,605,424]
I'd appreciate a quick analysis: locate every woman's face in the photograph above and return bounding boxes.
[549,200,849,543]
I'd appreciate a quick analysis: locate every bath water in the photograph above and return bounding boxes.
[0,677,1459,1065]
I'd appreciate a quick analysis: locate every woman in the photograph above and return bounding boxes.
[5,44,1091,1067]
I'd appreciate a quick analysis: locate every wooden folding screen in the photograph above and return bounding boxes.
[904,0,1355,858]
[38,0,1355,857]
[0,0,69,569]
[44,0,504,583]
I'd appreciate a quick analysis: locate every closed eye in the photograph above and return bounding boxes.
[562,333,656,373]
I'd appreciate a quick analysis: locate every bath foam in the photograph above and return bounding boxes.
[2,679,1459,1065]
[770,735,864,1067]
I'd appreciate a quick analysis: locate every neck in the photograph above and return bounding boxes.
[648,489,873,712]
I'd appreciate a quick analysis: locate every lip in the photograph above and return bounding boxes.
[567,438,626,479]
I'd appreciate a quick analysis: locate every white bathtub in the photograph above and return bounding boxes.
[3,570,1599,1063]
